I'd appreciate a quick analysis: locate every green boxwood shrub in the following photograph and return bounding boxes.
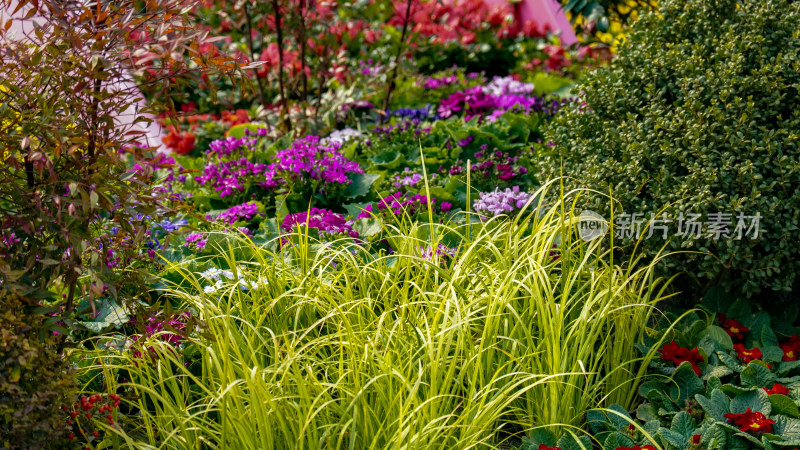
[540,0,800,297]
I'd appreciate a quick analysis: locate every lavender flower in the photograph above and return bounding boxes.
[323,128,362,146]
[472,187,535,217]
[482,76,535,96]
[417,244,459,264]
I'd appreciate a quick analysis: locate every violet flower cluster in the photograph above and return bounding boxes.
[387,105,437,121]
[263,136,363,188]
[371,120,432,142]
[209,202,261,225]
[472,187,535,217]
[196,158,268,197]
[281,208,358,238]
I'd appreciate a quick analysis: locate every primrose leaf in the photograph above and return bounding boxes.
[769,394,800,418]
[729,389,771,415]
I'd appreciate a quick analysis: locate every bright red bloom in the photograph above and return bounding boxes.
[660,340,704,375]
[718,313,749,340]
[781,335,800,361]
[615,446,656,450]
[162,126,195,155]
[724,408,775,433]
[691,434,701,444]
[734,343,763,363]
[764,384,791,396]
[537,445,560,450]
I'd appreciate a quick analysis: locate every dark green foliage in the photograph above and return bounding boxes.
[0,292,75,449]
[540,0,800,296]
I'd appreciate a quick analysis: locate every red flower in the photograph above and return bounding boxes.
[764,384,791,396]
[162,126,196,155]
[718,313,749,340]
[537,445,560,450]
[660,340,704,375]
[615,446,656,450]
[734,343,763,364]
[691,434,701,444]
[781,335,800,361]
[724,408,775,433]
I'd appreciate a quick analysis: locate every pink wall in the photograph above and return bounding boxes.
[1,0,166,151]
[485,0,577,45]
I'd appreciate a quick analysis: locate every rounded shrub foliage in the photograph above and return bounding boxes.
[0,292,75,448]
[540,0,800,296]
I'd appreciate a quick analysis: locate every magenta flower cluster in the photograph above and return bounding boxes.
[131,312,192,362]
[423,74,459,89]
[185,233,207,250]
[281,208,358,238]
[209,202,261,225]
[263,136,363,188]
[207,136,256,158]
[472,186,535,216]
[445,146,528,182]
[357,192,451,219]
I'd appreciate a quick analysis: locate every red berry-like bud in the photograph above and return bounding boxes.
[82,403,92,411]
[93,431,99,438]
[68,433,75,440]
[66,420,72,425]
[70,412,78,419]
[692,434,701,444]
[113,400,120,407]
[62,405,69,411]
[85,413,92,419]
[81,396,88,402]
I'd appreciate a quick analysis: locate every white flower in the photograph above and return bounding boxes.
[199,268,234,281]
[203,280,224,294]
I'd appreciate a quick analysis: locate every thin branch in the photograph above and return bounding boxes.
[271,0,292,131]
[381,0,413,119]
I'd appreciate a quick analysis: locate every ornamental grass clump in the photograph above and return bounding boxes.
[540,0,800,297]
[76,183,674,446]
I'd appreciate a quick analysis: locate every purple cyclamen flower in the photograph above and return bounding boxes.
[210,202,261,225]
[264,136,363,187]
[281,208,358,238]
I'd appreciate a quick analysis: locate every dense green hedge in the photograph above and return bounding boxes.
[540,0,800,296]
